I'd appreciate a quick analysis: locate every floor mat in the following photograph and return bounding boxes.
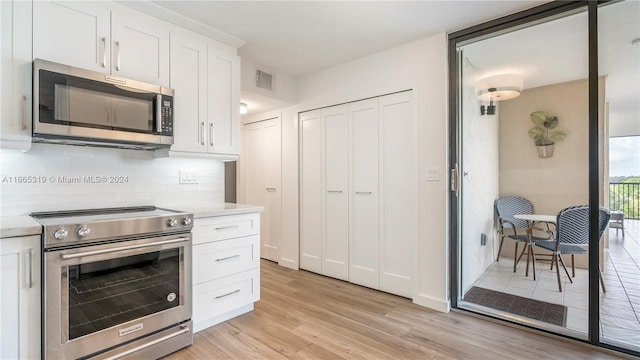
[464,286,567,327]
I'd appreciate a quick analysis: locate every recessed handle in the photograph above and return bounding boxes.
[215,254,240,262]
[215,289,240,300]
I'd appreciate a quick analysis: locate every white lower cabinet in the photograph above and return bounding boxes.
[0,235,41,360]
[192,212,260,333]
[299,90,416,298]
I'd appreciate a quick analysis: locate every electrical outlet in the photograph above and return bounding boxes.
[179,170,198,184]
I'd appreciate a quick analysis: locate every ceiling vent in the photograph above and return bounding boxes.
[256,70,273,91]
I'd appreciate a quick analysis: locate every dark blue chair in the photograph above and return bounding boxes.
[535,205,610,292]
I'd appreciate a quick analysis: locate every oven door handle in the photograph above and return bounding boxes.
[60,237,189,260]
[101,325,190,360]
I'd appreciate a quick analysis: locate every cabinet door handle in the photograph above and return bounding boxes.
[200,122,205,145]
[209,123,214,147]
[101,37,107,67]
[327,190,343,193]
[215,254,240,262]
[355,191,372,195]
[215,289,240,300]
[214,225,240,231]
[26,248,33,289]
[21,95,27,130]
[115,40,121,71]
[266,187,276,192]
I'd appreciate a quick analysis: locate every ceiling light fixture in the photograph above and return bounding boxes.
[240,102,248,115]
[476,74,523,116]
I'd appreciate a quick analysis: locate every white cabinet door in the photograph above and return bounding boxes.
[299,110,323,273]
[0,235,41,360]
[322,105,349,281]
[207,47,240,155]
[262,119,281,262]
[243,122,264,213]
[33,1,110,72]
[349,98,380,290]
[379,91,415,298]
[1,0,32,150]
[170,33,207,153]
[111,13,169,86]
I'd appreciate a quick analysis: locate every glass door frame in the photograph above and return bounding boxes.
[447,1,637,356]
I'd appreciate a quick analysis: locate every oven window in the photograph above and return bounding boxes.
[67,249,180,340]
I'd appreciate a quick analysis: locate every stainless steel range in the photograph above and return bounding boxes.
[31,206,193,360]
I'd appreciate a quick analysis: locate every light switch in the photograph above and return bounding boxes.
[425,167,439,181]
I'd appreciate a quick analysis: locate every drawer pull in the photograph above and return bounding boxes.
[355,191,373,195]
[215,254,240,262]
[327,190,343,193]
[215,289,240,299]
[215,225,240,231]
[266,187,276,192]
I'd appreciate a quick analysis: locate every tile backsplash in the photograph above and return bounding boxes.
[0,144,224,216]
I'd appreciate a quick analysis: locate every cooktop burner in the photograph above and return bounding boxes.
[31,206,193,248]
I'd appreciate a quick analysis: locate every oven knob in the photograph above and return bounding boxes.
[53,228,68,240]
[77,226,91,238]
[167,218,178,227]
[181,217,192,226]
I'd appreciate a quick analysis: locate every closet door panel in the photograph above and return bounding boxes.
[300,110,323,273]
[322,105,349,281]
[262,119,281,262]
[348,98,379,289]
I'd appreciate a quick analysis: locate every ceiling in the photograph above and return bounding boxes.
[147,1,547,78]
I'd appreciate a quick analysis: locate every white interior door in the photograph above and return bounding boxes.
[299,110,323,273]
[379,91,415,297]
[262,118,281,262]
[322,105,349,280]
[349,98,380,289]
[243,122,264,229]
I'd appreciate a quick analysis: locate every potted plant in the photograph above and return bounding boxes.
[528,111,566,158]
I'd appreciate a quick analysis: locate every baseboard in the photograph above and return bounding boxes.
[278,257,298,270]
[413,293,451,313]
[193,303,254,333]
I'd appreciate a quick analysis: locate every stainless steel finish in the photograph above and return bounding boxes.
[77,226,91,237]
[60,237,189,260]
[200,122,205,145]
[21,95,27,130]
[101,325,190,360]
[101,37,107,67]
[88,321,193,360]
[327,190,343,193]
[215,225,239,231]
[27,248,33,288]
[115,40,121,70]
[167,218,178,227]
[156,95,162,133]
[54,228,68,240]
[33,59,174,149]
[215,254,240,262]
[181,217,192,226]
[215,289,240,299]
[209,123,214,147]
[355,191,373,195]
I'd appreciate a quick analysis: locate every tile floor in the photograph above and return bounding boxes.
[470,219,639,352]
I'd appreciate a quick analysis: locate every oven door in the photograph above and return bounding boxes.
[44,234,191,360]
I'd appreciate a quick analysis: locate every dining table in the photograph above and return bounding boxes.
[513,214,557,280]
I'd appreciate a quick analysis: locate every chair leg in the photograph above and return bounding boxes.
[513,243,518,273]
[553,253,562,292]
[558,254,573,284]
[599,266,607,293]
[496,237,505,261]
[571,254,575,278]
[530,243,537,281]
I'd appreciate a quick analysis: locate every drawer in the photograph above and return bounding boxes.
[193,268,260,322]
[193,213,260,245]
[193,235,259,284]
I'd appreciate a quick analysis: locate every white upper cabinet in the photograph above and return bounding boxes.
[207,47,240,155]
[33,2,111,72]
[33,2,170,86]
[1,0,32,150]
[170,33,208,153]
[111,13,169,86]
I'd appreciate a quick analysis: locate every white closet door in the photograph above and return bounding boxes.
[349,98,380,289]
[262,118,281,262]
[322,105,349,281]
[300,110,323,273]
[243,122,264,225]
[379,91,416,298]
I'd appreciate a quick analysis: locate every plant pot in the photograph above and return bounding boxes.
[537,144,554,158]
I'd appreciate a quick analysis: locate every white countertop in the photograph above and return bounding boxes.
[187,203,264,219]
[0,215,43,238]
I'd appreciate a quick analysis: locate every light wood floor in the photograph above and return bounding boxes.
[165,259,628,360]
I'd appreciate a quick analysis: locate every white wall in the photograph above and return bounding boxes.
[0,144,224,216]
[242,33,450,312]
[460,61,500,294]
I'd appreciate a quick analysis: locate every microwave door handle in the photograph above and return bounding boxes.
[156,95,162,133]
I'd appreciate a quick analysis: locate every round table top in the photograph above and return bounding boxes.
[514,214,556,223]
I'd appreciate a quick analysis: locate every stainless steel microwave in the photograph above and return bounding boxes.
[33,59,174,150]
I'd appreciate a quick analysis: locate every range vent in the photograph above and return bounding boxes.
[256,70,273,91]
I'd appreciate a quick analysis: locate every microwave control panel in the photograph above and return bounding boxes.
[160,97,173,135]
